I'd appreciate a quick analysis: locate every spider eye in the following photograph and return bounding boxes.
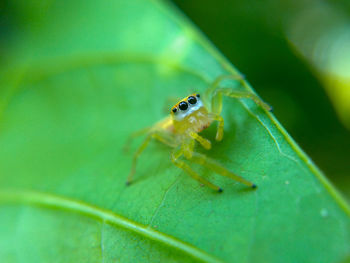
[196,94,200,98]
[179,101,188,111]
[188,96,197,105]
[172,107,177,113]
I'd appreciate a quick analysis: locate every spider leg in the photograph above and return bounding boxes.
[126,134,153,185]
[123,126,152,153]
[190,151,256,188]
[181,137,195,159]
[152,132,177,148]
[171,149,222,192]
[189,132,211,150]
[211,87,272,115]
[204,74,245,102]
[208,113,224,141]
[126,130,176,185]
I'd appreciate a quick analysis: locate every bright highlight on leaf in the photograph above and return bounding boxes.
[0,0,349,263]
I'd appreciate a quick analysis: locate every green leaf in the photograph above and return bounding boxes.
[0,0,349,262]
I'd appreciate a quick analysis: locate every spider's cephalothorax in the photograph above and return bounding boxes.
[170,94,211,135]
[126,75,272,192]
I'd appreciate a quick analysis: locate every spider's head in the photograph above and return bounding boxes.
[170,94,203,121]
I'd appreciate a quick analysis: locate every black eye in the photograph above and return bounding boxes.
[196,94,200,98]
[188,96,197,105]
[179,101,188,111]
[172,107,177,113]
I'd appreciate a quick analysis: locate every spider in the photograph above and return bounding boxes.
[126,76,271,192]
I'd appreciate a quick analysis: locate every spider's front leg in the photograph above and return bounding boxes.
[189,132,211,150]
[211,87,272,116]
[123,126,152,153]
[208,113,224,141]
[180,132,211,160]
[126,134,153,185]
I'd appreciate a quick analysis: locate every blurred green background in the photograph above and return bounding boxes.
[0,1,349,261]
[1,0,349,199]
[172,0,350,199]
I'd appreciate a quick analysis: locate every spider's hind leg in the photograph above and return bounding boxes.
[190,151,257,189]
[171,149,222,192]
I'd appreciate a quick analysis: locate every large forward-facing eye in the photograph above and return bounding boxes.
[179,101,188,111]
[188,96,197,105]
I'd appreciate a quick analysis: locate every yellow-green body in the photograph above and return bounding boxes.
[127,75,272,192]
[156,104,210,135]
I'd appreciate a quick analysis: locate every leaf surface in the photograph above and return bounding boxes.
[0,0,349,262]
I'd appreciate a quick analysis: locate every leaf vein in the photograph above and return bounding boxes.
[0,190,223,263]
[148,175,181,228]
